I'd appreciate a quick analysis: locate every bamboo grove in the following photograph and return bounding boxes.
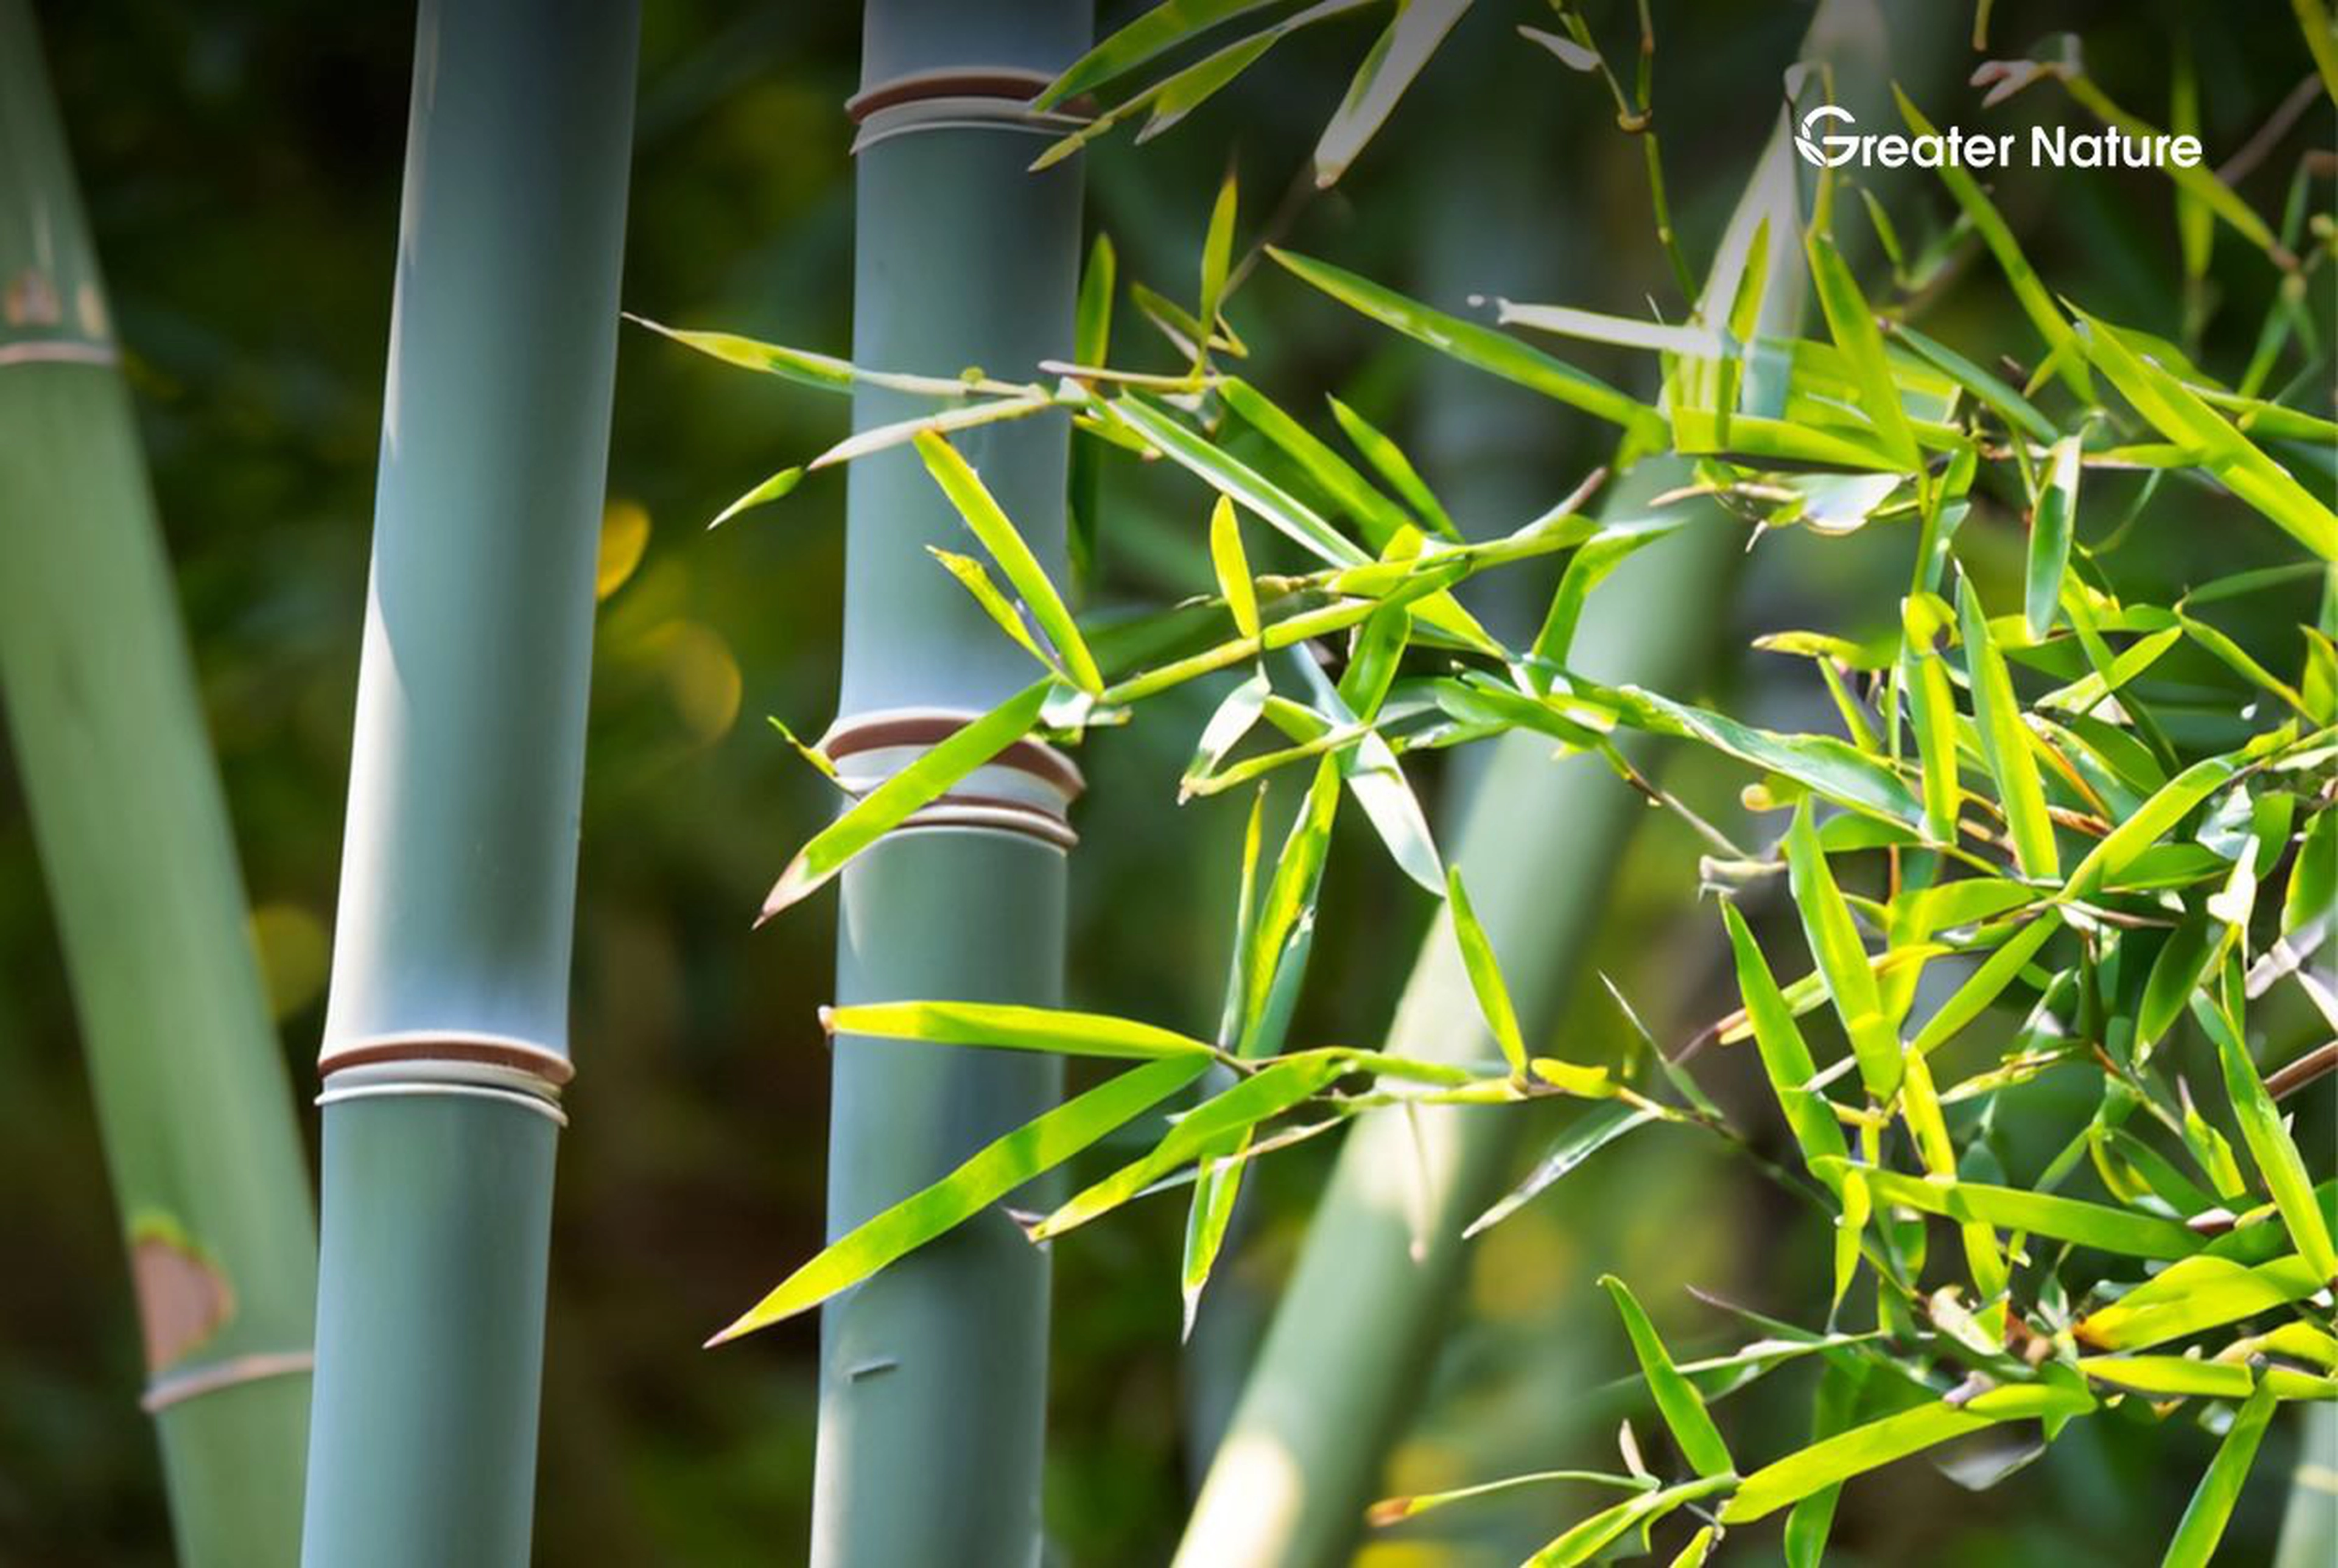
[0,0,2330,1564]
[648,2,2338,1563]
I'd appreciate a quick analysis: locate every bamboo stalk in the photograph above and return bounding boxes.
[2275,1402,2337,1568]
[1173,7,1953,1561]
[808,4,1089,1562]
[0,7,316,1563]
[299,3,639,1563]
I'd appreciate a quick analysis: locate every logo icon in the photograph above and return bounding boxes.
[1794,105,1857,167]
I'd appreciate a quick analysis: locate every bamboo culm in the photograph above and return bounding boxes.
[1173,4,1957,1560]
[0,6,317,1563]
[300,3,639,1564]
[808,3,1089,1563]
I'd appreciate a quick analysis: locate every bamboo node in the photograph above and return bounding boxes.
[824,707,1084,852]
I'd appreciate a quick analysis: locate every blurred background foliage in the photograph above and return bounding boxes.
[0,1,2325,1563]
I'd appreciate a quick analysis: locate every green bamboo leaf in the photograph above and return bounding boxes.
[1325,394,1458,541]
[1721,902,1852,1177]
[1813,1160,2201,1259]
[1958,576,2060,880]
[1288,643,1444,894]
[2062,757,2241,898]
[1209,495,1261,639]
[2072,310,2338,559]
[758,681,1053,918]
[916,432,1101,693]
[1611,687,1923,827]
[1183,668,1273,793]
[1806,232,1919,469]
[1194,168,1238,371]
[1531,518,1680,675]
[1600,1276,1735,1477]
[1466,1103,1666,1237]
[2076,1254,2325,1350]
[1719,1382,2095,1523]
[1786,799,1902,1100]
[1240,757,1343,1051]
[1216,377,1415,549]
[1311,0,1473,187]
[2076,1356,2255,1400]
[1909,910,2062,1057]
[2025,436,2080,640]
[2283,808,2336,937]
[1037,0,1287,108]
[1366,1469,1653,1527]
[1335,601,1409,720]
[627,312,1020,398]
[2160,1382,2278,1568]
[812,392,1055,471]
[707,465,804,530]
[1448,866,1527,1077]
[1068,233,1116,583]
[1266,247,1664,440]
[1886,321,2058,444]
[1108,392,1370,567]
[1033,1052,1350,1239]
[1528,1475,1736,1568]
[1901,597,1965,844]
[709,1055,1211,1341]
[1494,299,1724,357]
[928,548,1062,677]
[2196,995,2338,1281]
[1893,90,2091,400]
[825,1000,1220,1060]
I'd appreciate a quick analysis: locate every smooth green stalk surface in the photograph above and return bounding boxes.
[0,6,315,1563]
[302,2,639,1564]
[810,4,1087,1563]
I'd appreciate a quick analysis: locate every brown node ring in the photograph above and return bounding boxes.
[315,1034,575,1087]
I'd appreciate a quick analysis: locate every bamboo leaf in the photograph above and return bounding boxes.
[1722,902,1852,1176]
[1813,1161,2202,1259]
[1195,169,1238,372]
[1959,576,2060,880]
[825,1000,1220,1060]
[709,1055,1210,1341]
[1893,91,2091,400]
[1909,911,2062,1057]
[1611,687,1924,827]
[1532,518,1680,674]
[1184,668,1273,792]
[1267,247,1664,440]
[2160,1382,2278,1568]
[1311,0,1473,187]
[2076,1254,2325,1350]
[1448,866,1527,1077]
[1806,232,1919,469]
[1528,1475,1736,1568]
[1366,1469,1653,1527]
[1901,597,1964,845]
[1494,299,1723,357]
[1786,799,1902,1100]
[928,548,1062,676]
[1216,376,1416,549]
[1033,1053,1350,1239]
[1719,1383,2096,1523]
[1069,233,1116,582]
[1887,321,2058,444]
[1037,0,1287,108]
[1209,496,1261,639]
[1600,1276,1735,1478]
[1108,393,1370,567]
[916,432,1101,693]
[758,681,1053,918]
[707,466,804,530]
[2026,436,2080,640]
[2075,1356,2255,1399]
[1466,1103,1666,1237]
[1325,395,1459,541]
[627,312,1021,398]
[2072,310,2338,559]
[2196,995,2338,1281]
[2062,757,2240,898]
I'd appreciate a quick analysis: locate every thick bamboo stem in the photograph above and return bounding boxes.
[0,7,316,1563]
[1174,7,1951,1561]
[809,4,1088,1563]
[300,3,639,1563]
